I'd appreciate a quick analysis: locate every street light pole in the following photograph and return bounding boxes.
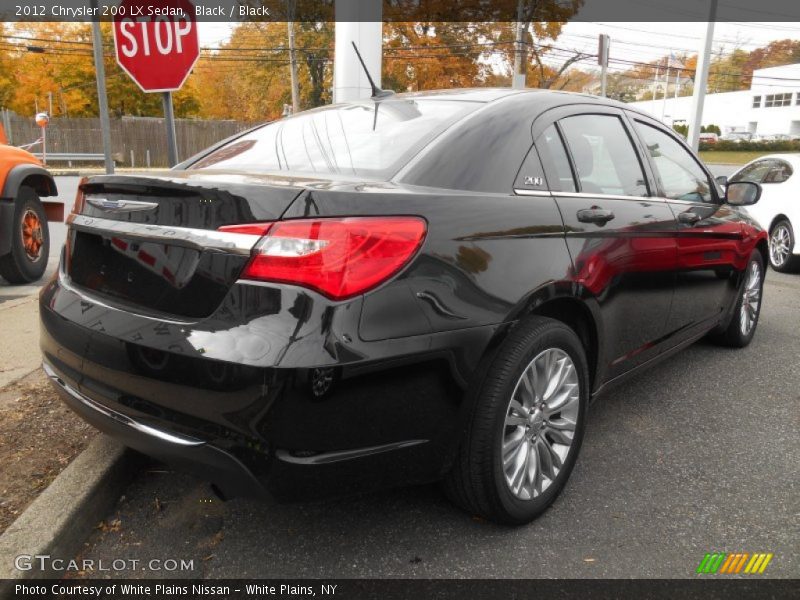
[688,0,718,152]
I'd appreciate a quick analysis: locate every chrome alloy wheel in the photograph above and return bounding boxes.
[502,348,580,500]
[769,224,791,268]
[740,260,762,336]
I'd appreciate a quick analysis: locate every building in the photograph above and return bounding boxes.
[628,63,800,136]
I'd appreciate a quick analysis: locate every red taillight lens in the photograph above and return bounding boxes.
[238,217,426,300]
[218,223,274,236]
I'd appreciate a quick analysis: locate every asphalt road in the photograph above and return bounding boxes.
[71,271,799,580]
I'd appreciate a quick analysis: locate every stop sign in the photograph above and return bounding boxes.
[113,0,199,92]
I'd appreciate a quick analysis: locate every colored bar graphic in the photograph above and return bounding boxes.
[697,552,773,575]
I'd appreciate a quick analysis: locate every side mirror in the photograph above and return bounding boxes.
[726,181,761,206]
[715,175,728,186]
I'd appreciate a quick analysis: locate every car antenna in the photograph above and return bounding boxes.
[351,42,394,99]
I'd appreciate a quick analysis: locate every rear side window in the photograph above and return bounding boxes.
[731,160,773,184]
[634,121,713,203]
[559,115,648,197]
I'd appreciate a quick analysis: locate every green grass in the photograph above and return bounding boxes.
[699,150,799,165]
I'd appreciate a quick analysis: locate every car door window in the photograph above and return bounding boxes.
[559,114,648,197]
[730,160,774,184]
[763,160,793,184]
[634,121,714,203]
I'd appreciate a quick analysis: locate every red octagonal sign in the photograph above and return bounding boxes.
[113,0,199,93]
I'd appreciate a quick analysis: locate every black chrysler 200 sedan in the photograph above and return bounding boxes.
[41,89,767,524]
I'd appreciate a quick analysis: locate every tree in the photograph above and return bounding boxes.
[383,23,490,92]
[496,1,588,89]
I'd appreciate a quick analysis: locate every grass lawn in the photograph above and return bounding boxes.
[699,150,800,165]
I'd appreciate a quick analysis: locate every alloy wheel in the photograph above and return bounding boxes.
[502,348,580,500]
[739,260,762,336]
[769,224,791,268]
[20,209,44,262]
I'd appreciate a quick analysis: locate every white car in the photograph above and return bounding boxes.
[725,154,800,272]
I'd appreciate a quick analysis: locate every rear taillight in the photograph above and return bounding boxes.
[228,217,426,300]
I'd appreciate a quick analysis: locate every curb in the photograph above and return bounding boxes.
[0,435,133,585]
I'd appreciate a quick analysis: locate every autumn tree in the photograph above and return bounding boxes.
[2,22,199,118]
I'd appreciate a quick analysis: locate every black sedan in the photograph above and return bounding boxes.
[41,89,767,524]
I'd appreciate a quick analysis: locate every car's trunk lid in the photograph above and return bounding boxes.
[66,171,307,319]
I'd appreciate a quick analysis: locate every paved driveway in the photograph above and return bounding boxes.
[72,271,799,579]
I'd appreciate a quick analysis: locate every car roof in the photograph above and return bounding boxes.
[759,154,800,164]
[390,88,658,124]
[396,87,632,108]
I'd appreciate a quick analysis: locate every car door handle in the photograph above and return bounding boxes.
[677,211,702,225]
[577,208,615,224]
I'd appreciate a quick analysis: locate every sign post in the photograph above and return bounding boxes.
[162,92,179,167]
[35,112,49,165]
[112,0,199,167]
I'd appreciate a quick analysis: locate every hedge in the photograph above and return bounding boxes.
[699,140,800,152]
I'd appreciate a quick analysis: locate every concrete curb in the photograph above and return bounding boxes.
[0,435,133,585]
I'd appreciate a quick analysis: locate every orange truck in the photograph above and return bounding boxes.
[0,124,62,283]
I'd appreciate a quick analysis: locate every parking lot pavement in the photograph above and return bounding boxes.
[71,271,799,579]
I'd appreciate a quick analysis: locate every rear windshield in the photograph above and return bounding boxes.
[189,99,480,179]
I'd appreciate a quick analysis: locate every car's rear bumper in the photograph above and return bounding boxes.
[40,269,501,500]
[43,358,268,500]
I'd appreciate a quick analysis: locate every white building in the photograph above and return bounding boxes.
[628,63,800,136]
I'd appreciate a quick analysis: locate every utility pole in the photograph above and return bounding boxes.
[652,66,660,102]
[287,1,300,113]
[661,58,671,121]
[688,0,718,152]
[512,0,527,89]
[598,34,610,97]
[90,1,114,174]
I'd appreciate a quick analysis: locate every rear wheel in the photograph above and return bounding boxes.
[443,316,588,525]
[711,251,764,348]
[769,219,799,273]
[0,186,49,284]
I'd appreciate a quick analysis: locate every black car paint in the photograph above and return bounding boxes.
[40,90,766,500]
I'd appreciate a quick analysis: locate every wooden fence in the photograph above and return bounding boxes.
[2,112,255,167]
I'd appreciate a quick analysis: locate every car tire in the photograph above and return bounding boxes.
[711,251,764,348]
[443,316,588,525]
[768,219,799,273]
[0,186,50,284]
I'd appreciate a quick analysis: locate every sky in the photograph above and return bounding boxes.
[560,22,800,64]
[194,21,800,70]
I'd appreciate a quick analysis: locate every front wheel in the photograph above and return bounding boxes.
[711,251,764,348]
[0,186,50,284]
[443,316,588,525]
[769,219,799,273]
